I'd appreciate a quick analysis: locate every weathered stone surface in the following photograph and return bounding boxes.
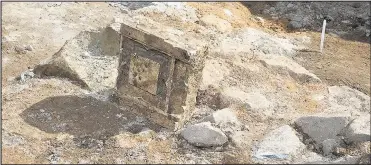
[199,14,232,33]
[244,93,271,111]
[202,108,243,135]
[341,115,371,143]
[196,86,225,110]
[230,131,249,147]
[295,151,325,164]
[329,155,360,164]
[181,122,228,147]
[116,23,208,130]
[34,23,121,92]
[328,86,370,113]
[294,116,349,145]
[253,125,305,161]
[134,2,199,23]
[358,154,371,164]
[213,28,300,59]
[321,139,342,156]
[2,131,25,147]
[221,88,271,108]
[200,59,230,90]
[220,88,273,116]
[260,55,321,83]
[128,55,161,95]
[306,157,360,164]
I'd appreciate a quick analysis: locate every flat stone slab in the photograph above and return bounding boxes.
[260,55,321,83]
[253,125,305,161]
[294,116,350,145]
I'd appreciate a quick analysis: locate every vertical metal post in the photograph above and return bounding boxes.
[320,19,327,53]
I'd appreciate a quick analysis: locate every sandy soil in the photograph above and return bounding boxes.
[293,31,370,95]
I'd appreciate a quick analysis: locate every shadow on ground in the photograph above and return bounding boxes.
[20,95,163,140]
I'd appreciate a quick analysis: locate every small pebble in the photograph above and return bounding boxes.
[224,9,233,17]
[14,46,26,54]
[25,45,33,51]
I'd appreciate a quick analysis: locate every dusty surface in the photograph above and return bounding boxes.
[1,2,122,87]
[293,32,370,95]
[2,2,370,164]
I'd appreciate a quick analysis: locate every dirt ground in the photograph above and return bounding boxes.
[293,31,370,95]
[1,2,370,164]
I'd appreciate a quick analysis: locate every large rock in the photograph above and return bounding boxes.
[253,125,305,161]
[220,87,273,116]
[200,59,230,90]
[199,14,232,33]
[212,28,301,59]
[34,23,121,92]
[260,55,321,83]
[294,116,349,145]
[115,22,208,131]
[341,115,370,143]
[181,122,228,147]
[328,86,370,113]
[134,2,199,23]
[202,108,243,135]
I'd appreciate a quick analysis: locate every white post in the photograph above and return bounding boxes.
[320,19,327,53]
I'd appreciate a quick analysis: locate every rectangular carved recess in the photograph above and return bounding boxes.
[118,36,172,111]
[116,24,192,128]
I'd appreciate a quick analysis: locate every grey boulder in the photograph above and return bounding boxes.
[181,122,228,147]
[294,116,349,145]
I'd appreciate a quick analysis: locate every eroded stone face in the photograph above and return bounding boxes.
[118,36,171,111]
[169,60,188,114]
[116,23,206,130]
[129,55,161,95]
